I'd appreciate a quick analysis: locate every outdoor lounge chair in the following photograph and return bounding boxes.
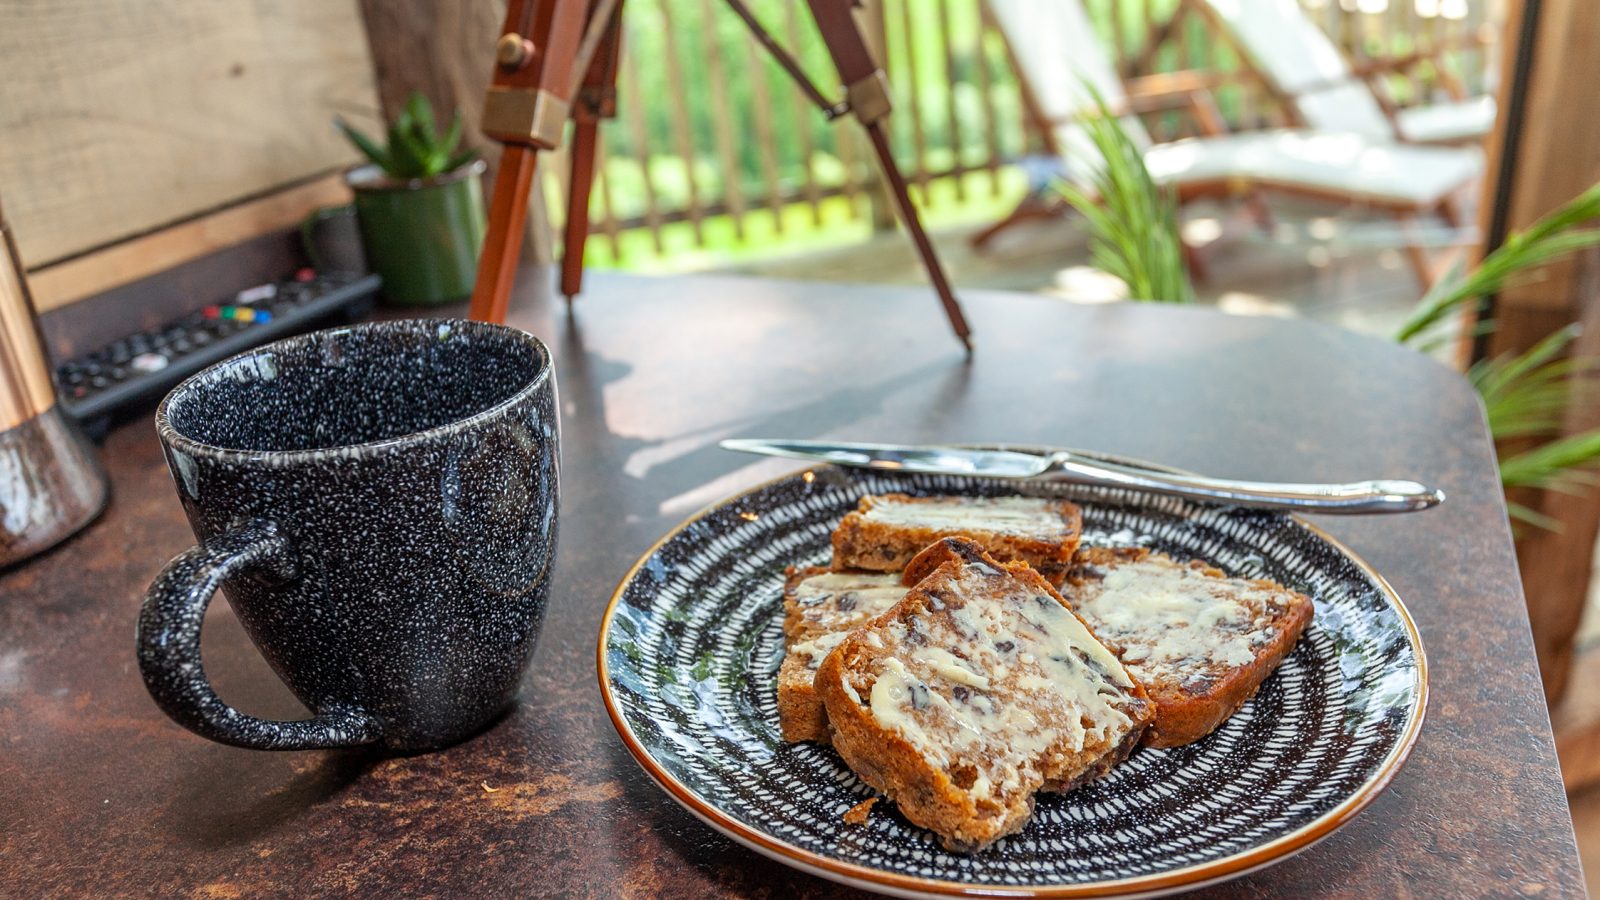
[1177,0,1496,145]
[975,0,1484,285]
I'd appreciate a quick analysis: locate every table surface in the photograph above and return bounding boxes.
[0,271,1583,897]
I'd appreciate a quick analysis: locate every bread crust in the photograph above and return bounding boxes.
[815,538,1153,851]
[831,494,1083,585]
[1064,546,1314,749]
[777,566,908,744]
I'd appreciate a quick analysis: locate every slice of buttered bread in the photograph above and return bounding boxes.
[777,567,909,743]
[831,493,1083,585]
[1062,546,1314,749]
[815,538,1153,852]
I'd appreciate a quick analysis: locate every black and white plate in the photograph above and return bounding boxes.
[598,458,1428,898]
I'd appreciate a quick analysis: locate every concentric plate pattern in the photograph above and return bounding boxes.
[599,462,1426,897]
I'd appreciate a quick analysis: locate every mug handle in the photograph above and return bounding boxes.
[136,524,383,750]
[298,204,353,273]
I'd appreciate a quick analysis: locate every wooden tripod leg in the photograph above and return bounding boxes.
[562,119,601,303]
[468,0,588,323]
[863,122,973,353]
[806,0,973,353]
[561,0,625,305]
[469,145,540,324]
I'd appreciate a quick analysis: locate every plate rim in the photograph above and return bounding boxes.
[596,459,1431,898]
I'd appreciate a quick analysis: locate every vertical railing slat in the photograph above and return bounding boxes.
[698,0,748,240]
[782,0,825,226]
[657,0,705,246]
[894,0,931,201]
[621,40,665,255]
[743,18,787,236]
[974,1,1004,197]
[937,0,965,203]
[594,131,623,262]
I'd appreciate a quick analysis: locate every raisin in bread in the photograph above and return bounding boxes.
[831,494,1084,585]
[1062,546,1314,749]
[777,567,909,743]
[814,538,1154,852]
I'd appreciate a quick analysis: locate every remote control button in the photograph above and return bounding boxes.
[236,283,278,304]
[90,376,109,390]
[130,352,169,374]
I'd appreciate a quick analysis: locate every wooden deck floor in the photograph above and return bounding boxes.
[709,198,1466,344]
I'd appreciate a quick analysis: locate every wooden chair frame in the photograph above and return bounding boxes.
[974,4,1469,287]
[1134,0,1492,146]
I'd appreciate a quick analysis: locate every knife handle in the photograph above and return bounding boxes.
[1043,453,1444,514]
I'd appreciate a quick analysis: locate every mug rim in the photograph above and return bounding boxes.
[155,318,553,465]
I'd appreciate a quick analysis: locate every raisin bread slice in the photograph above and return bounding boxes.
[1063,547,1314,749]
[815,538,1154,852]
[831,494,1083,585]
[777,567,909,743]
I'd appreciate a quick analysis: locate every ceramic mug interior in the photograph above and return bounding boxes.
[163,319,546,453]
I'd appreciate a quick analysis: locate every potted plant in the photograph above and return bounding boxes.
[337,93,485,306]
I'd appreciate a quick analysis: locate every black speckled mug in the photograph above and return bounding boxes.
[138,319,558,752]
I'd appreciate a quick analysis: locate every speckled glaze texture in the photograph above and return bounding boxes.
[137,319,558,752]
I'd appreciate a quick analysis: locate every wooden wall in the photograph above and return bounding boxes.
[1478,0,1600,708]
[357,0,553,264]
[0,1,380,278]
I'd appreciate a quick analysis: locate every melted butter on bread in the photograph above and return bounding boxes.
[862,495,1070,537]
[1075,558,1283,672]
[859,559,1138,782]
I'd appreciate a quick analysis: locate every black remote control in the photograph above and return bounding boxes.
[54,270,381,438]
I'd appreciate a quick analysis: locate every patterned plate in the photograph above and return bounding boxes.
[597,458,1427,898]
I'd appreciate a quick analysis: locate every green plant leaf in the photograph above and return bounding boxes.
[405,91,437,144]
[387,119,433,178]
[1396,211,1600,344]
[1471,325,1577,401]
[1506,501,1565,534]
[1499,428,1600,490]
[334,118,390,170]
[444,147,479,174]
[1054,80,1193,304]
[440,110,465,158]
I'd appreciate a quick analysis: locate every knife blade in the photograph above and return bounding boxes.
[719,439,1444,515]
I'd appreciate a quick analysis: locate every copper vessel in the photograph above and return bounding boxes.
[0,201,107,568]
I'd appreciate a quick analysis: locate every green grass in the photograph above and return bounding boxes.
[571,167,1029,271]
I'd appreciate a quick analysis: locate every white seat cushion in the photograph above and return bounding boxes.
[1142,130,1483,206]
[1396,96,1497,144]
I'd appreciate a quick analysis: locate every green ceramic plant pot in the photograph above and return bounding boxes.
[347,160,487,306]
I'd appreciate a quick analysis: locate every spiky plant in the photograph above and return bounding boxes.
[1395,183,1600,531]
[1055,82,1600,532]
[336,92,477,181]
[1055,85,1194,304]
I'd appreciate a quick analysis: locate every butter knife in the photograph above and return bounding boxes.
[719,439,1444,515]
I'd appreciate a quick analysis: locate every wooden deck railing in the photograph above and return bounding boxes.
[559,0,1498,266]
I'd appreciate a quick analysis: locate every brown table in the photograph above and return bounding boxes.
[1,271,1583,897]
